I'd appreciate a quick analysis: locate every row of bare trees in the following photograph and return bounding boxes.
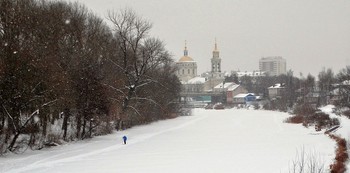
[0,0,181,154]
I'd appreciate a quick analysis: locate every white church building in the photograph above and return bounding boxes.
[175,41,197,82]
[176,40,225,91]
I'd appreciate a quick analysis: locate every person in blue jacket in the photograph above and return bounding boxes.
[122,135,127,144]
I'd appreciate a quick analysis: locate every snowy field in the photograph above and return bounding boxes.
[0,109,336,173]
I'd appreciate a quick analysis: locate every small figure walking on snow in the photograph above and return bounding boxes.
[122,135,127,145]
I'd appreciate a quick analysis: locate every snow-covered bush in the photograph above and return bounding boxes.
[286,111,339,130]
[285,115,303,124]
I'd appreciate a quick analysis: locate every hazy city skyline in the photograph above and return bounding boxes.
[70,0,350,78]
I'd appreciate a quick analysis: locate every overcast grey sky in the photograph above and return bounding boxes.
[71,0,350,77]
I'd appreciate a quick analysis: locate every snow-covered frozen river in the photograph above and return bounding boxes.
[0,109,335,173]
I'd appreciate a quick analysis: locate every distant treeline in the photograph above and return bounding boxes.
[0,0,181,153]
[228,67,350,111]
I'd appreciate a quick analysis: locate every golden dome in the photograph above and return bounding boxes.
[178,40,195,62]
[179,56,194,62]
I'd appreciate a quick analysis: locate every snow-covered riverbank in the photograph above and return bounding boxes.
[0,108,336,173]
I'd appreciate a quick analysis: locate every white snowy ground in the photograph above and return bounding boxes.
[320,105,350,172]
[0,109,336,173]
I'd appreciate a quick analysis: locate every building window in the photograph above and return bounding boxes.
[182,69,184,74]
[188,69,190,74]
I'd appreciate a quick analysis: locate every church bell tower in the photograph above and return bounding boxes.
[211,39,221,73]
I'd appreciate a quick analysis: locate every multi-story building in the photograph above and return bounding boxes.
[259,56,286,76]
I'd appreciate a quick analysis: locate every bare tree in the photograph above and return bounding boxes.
[318,68,335,105]
[107,9,175,113]
[0,0,49,152]
[305,74,316,92]
[0,1,181,153]
[0,0,114,152]
[335,66,350,108]
[289,148,325,173]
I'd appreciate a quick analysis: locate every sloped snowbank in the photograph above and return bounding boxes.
[320,105,350,140]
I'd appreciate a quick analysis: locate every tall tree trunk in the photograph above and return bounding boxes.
[42,112,47,137]
[0,115,4,134]
[81,118,87,139]
[76,114,82,139]
[62,108,70,140]
[89,119,92,138]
